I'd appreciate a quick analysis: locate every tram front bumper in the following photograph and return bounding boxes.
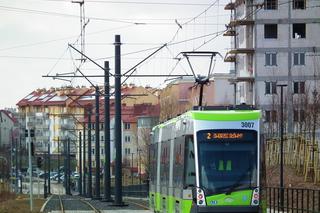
[191,205,260,213]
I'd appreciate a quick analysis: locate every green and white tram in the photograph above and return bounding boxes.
[149,107,262,213]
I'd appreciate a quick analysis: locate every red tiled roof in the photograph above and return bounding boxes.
[0,110,18,123]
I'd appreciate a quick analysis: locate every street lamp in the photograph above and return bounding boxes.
[131,152,134,185]
[277,83,287,210]
[136,148,142,185]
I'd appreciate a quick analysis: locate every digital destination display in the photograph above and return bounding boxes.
[198,129,256,142]
[207,132,244,140]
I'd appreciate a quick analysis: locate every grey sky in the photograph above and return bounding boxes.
[0,0,230,109]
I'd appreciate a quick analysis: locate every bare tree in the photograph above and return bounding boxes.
[136,127,152,178]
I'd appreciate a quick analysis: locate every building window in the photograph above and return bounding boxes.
[265,110,277,122]
[293,23,306,39]
[125,148,131,155]
[124,123,131,130]
[293,0,305,9]
[125,135,131,143]
[265,82,277,94]
[293,81,305,94]
[265,52,277,66]
[264,24,278,39]
[293,53,305,65]
[265,0,277,9]
[294,110,305,122]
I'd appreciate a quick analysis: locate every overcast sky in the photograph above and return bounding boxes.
[0,0,231,109]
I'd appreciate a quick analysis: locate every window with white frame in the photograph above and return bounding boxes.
[293,81,305,94]
[265,52,277,66]
[293,53,305,65]
[265,110,277,122]
[124,135,131,143]
[294,110,305,122]
[265,82,277,94]
[124,148,131,155]
[124,123,131,130]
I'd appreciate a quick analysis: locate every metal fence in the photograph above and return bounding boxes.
[265,187,320,213]
[110,184,149,198]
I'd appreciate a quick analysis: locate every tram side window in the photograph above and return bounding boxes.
[173,136,185,188]
[184,136,196,187]
[160,141,170,185]
[149,143,157,184]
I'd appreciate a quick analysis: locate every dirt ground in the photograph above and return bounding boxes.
[266,165,320,189]
[0,194,45,213]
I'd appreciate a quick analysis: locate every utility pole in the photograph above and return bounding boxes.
[27,126,33,211]
[83,118,86,196]
[15,138,18,193]
[19,135,22,194]
[102,61,113,202]
[277,84,287,211]
[87,108,92,198]
[67,138,71,195]
[112,34,125,206]
[48,142,51,194]
[58,137,60,184]
[71,0,86,62]
[94,86,101,199]
[79,131,82,195]
[44,148,47,198]
[64,140,68,194]
[131,153,134,185]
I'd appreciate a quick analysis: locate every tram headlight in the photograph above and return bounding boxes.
[251,188,260,206]
[196,188,206,206]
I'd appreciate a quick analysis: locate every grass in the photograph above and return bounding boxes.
[0,194,45,213]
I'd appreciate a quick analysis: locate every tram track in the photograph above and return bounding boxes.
[57,195,64,213]
[43,194,101,213]
[41,193,151,213]
[79,198,101,213]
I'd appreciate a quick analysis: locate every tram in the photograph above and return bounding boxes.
[149,106,262,213]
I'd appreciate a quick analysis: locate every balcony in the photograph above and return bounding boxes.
[224,2,235,10]
[224,55,236,63]
[228,19,254,27]
[229,76,255,83]
[227,48,255,54]
[223,29,236,36]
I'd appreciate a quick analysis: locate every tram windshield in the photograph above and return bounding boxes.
[197,129,257,195]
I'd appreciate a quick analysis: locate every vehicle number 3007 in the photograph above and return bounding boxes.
[241,122,254,128]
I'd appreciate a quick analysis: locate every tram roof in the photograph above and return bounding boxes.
[153,109,261,130]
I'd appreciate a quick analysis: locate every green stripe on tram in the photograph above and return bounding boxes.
[190,110,261,121]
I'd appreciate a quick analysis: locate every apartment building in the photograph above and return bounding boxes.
[77,84,160,174]
[159,74,235,121]
[224,0,320,134]
[17,87,89,154]
[0,109,19,147]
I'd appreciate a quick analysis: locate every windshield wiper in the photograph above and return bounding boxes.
[225,167,252,195]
